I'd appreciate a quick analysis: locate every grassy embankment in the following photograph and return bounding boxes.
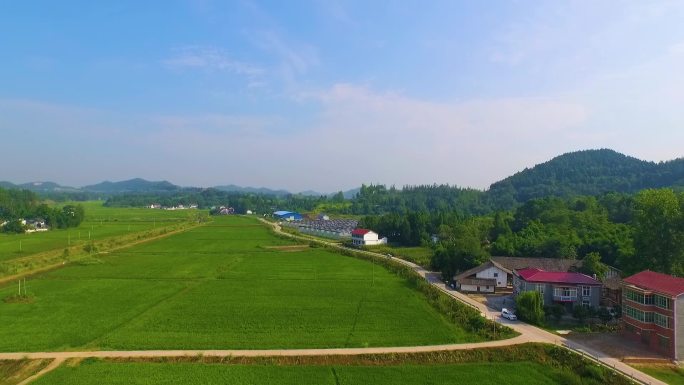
[363,244,433,268]
[0,215,492,351]
[33,344,632,385]
[632,365,684,385]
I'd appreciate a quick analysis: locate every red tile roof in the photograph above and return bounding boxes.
[623,270,684,297]
[517,268,601,285]
[351,228,372,236]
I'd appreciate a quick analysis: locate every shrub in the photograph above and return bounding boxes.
[545,304,565,322]
[516,291,545,325]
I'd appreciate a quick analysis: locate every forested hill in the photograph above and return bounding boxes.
[487,149,684,208]
[82,178,181,194]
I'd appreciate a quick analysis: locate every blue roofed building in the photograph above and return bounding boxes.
[273,210,303,221]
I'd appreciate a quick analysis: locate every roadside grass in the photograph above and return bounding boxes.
[0,359,52,385]
[32,344,632,385]
[0,215,485,351]
[365,245,433,267]
[632,364,684,385]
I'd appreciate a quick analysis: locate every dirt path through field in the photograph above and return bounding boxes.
[16,357,64,385]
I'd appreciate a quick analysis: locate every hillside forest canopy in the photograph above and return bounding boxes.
[360,189,684,279]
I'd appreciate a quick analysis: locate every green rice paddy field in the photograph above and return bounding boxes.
[0,215,475,351]
[0,202,195,262]
[32,361,564,385]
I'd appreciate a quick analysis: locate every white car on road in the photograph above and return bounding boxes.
[501,308,517,321]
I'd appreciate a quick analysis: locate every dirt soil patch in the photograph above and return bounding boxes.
[566,332,669,361]
[0,359,52,385]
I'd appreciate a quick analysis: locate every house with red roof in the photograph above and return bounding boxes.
[351,229,387,246]
[513,267,602,309]
[621,270,684,360]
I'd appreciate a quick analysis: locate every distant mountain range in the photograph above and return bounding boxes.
[0,181,80,193]
[0,178,359,198]
[2,149,683,203]
[82,178,180,194]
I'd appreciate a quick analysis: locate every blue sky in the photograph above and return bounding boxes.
[2,1,684,192]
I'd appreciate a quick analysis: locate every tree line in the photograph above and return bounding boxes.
[0,187,85,233]
[360,189,684,278]
[103,188,341,215]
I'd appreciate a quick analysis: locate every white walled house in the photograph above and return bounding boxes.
[454,260,512,293]
[351,229,388,246]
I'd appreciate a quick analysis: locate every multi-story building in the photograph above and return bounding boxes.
[513,268,602,309]
[622,270,684,360]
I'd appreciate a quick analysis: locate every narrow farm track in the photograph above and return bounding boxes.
[0,218,666,385]
[16,358,65,385]
[0,334,539,361]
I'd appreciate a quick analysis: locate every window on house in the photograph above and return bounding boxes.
[654,313,670,328]
[582,286,591,296]
[659,335,671,349]
[536,284,544,294]
[645,312,654,323]
[655,295,670,309]
[625,305,656,324]
[493,272,498,277]
[624,289,645,304]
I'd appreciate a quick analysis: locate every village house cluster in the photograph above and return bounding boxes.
[0,218,49,233]
[454,256,684,360]
[272,210,387,245]
[147,203,198,210]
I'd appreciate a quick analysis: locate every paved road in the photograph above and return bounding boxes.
[0,218,666,385]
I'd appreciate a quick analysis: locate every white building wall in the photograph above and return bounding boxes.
[363,232,379,242]
[460,284,479,292]
[475,266,508,288]
[460,284,495,293]
[353,231,387,246]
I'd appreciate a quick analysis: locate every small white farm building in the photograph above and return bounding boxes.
[351,229,388,246]
[454,260,512,293]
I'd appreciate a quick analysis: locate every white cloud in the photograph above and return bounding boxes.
[163,46,264,76]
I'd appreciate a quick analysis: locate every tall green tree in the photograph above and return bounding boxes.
[627,189,684,275]
[515,291,545,325]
